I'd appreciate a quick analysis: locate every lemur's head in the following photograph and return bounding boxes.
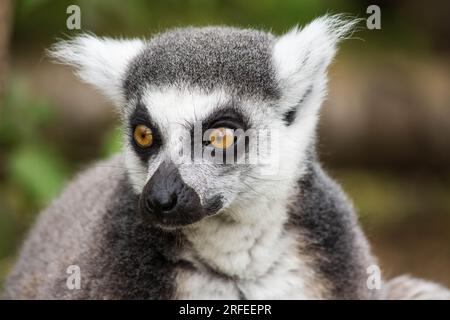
[51,15,355,229]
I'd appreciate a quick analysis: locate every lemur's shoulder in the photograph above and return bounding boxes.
[20,154,128,248]
[5,154,180,299]
[289,162,378,299]
[3,155,131,298]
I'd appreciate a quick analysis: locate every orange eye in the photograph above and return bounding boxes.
[209,127,234,150]
[133,125,153,148]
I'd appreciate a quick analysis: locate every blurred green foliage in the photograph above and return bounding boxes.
[0,77,69,206]
[11,0,439,55]
[335,170,450,226]
[102,126,124,158]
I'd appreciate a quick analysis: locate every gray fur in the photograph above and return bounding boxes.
[124,27,279,100]
[384,275,450,300]
[3,156,183,299]
[289,159,376,299]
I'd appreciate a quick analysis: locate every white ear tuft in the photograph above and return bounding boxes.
[273,15,359,109]
[49,34,145,107]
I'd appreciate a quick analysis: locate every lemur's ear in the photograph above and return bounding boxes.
[272,15,358,123]
[49,34,144,107]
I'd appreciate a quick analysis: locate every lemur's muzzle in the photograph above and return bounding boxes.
[138,161,207,228]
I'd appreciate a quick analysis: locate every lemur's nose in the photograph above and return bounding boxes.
[147,191,177,214]
[141,162,182,216]
[139,161,206,227]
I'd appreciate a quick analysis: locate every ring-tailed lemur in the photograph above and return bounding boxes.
[4,15,450,300]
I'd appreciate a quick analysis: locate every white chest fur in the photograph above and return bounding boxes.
[175,200,324,299]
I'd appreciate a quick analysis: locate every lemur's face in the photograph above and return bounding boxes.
[125,87,279,228]
[52,17,352,228]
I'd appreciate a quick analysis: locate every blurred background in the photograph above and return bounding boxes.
[0,0,449,291]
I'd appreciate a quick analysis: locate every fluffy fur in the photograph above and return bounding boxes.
[4,15,449,300]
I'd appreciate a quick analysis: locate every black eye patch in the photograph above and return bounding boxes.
[189,105,250,163]
[200,105,249,133]
[128,103,162,163]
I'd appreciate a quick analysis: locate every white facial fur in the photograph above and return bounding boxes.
[123,84,318,216]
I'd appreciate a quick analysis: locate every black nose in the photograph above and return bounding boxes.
[139,161,206,227]
[146,191,178,214]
